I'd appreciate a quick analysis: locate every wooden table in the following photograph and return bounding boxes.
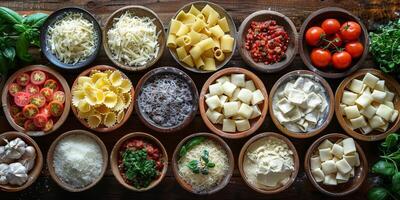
[1,0,399,199]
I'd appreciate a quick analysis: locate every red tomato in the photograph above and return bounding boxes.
[345,41,364,58]
[40,88,53,102]
[305,26,325,46]
[29,94,46,108]
[14,112,26,127]
[340,21,361,41]
[16,72,30,86]
[14,92,30,107]
[25,84,40,95]
[22,104,39,119]
[33,113,48,128]
[332,51,353,70]
[48,101,64,117]
[44,79,59,91]
[321,19,341,34]
[310,48,332,68]
[53,91,65,103]
[9,105,21,117]
[30,70,46,85]
[8,83,22,96]
[24,120,36,131]
[43,119,54,132]
[324,33,343,49]
[39,106,51,118]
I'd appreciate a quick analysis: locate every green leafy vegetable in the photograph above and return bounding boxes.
[392,172,400,192]
[0,7,23,24]
[186,149,215,175]
[368,187,390,200]
[372,160,396,176]
[122,149,158,189]
[179,136,205,157]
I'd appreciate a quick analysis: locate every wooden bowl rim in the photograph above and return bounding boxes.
[298,7,369,79]
[171,132,234,195]
[199,67,269,139]
[70,65,135,132]
[46,129,108,192]
[304,133,368,196]
[237,10,298,73]
[238,132,299,194]
[334,68,400,141]
[110,132,168,192]
[134,66,199,133]
[0,131,44,192]
[1,65,71,136]
[103,5,165,72]
[166,1,237,74]
[268,70,334,139]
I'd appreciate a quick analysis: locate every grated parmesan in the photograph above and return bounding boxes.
[107,11,160,67]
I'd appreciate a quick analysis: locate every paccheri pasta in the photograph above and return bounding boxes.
[167,4,234,71]
[71,69,132,128]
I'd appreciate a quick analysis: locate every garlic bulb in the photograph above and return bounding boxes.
[19,146,36,171]
[3,138,27,160]
[0,146,12,164]
[0,163,9,185]
[6,162,28,186]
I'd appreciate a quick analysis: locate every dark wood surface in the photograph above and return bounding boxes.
[0,0,399,199]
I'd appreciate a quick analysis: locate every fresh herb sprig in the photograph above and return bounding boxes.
[187,149,215,175]
[122,149,158,189]
[179,136,205,157]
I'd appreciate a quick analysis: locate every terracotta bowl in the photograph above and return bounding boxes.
[110,132,168,192]
[299,7,369,78]
[304,133,368,196]
[167,1,237,73]
[1,65,71,136]
[238,10,298,73]
[199,67,268,139]
[335,68,400,141]
[134,67,198,133]
[172,132,234,195]
[269,70,334,139]
[47,130,108,192]
[103,6,165,72]
[238,132,299,194]
[70,65,134,132]
[0,131,43,192]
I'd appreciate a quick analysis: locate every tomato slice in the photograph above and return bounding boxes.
[22,104,39,119]
[44,79,59,91]
[24,119,36,131]
[14,92,31,107]
[48,101,64,117]
[9,105,21,117]
[39,106,51,118]
[40,88,53,102]
[30,70,46,85]
[8,83,22,96]
[29,93,46,108]
[33,113,48,128]
[14,112,26,127]
[43,119,54,132]
[25,84,40,95]
[53,91,65,103]
[16,72,30,86]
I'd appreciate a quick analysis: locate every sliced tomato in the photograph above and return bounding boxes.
[25,84,40,95]
[53,91,65,103]
[40,88,53,102]
[29,94,46,108]
[33,113,48,128]
[24,120,36,131]
[16,72,30,86]
[43,119,54,132]
[39,106,51,118]
[9,105,21,117]
[43,79,59,91]
[8,83,22,96]
[48,101,64,117]
[14,92,31,107]
[30,70,46,85]
[22,104,39,119]
[13,112,26,127]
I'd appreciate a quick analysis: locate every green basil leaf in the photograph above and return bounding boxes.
[187,160,199,174]
[179,146,187,157]
[368,187,389,200]
[372,160,396,176]
[392,172,400,192]
[0,7,22,24]
[180,136,206,157]
[13,23,27,33]
[23,13,48,28]
[2,47,15,61]
[207,162,215,168]
[16,33,32,62]
[381,133,399,149]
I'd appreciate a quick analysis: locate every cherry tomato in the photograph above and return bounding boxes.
[48,101,64,117]
[340,21,361,41]
[53,91,65,103]
[345,41,364,58]
[40,88,53,102]
[29,94,46,108]
[33,113,48,128]
[24,120,36,131]
[16,72,30,86]
[44,79,59,91]
[25,84,40,95]
[8,83,22,96]
[14,112,26,127]
[324,33,343,49]
[22,104,39,119]
[30,70,46,85]
[310,48,332,68]
[305,26,325,46]
[39,106,51,118]
[43,119,54,132]
[14,92,30,107]
[9,105,21,117]
[321,18,341,34]
[332,51,353,70]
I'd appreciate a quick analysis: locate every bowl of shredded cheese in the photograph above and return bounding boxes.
[40,7,102,69]
[103,6,165,72]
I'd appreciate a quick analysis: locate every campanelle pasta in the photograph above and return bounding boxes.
[168,4,234,71]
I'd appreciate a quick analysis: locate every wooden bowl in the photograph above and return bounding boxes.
[304,133,368,196]
[134,67,198,133]
[172,132,234,195]
[0,131,43,192]
[1,65,71,136]
[110,132,168,192]
[299,7,369,78]
[40,7,102,69]
[269,70,334,139]
[238,132,299,194]
[167,1,237,73]
[335,68,400,141]
[103,6,165,72]
[199,67,268,139]
[238,10,298,73]
[47,130,108,192]
[70,65,134,132]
